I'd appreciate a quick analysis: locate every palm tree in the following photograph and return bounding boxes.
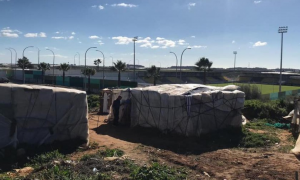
[195,57,213,84]
[94,59,102,71]
[58,63,70,85]
[147,65,160,86]
[110,60,126,87]
[81,68,96,93]
[17,57,33,82]
[37,62,50,84]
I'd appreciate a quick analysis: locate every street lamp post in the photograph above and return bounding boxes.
[6,48,12,69]
[84,47,97,91]
[96,50,105,89]
[36,47,40,65]
[74,53,77,65]
[170,52,178,77]
[179,47,191,81]
[233,51,237,71]
[77,52,80,66]
[9,48,17,78]
[22,46,34,83]
[278,26,288,92]
[133,36,138,82]
[46,49,55,85]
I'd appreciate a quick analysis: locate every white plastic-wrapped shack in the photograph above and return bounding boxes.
[0,84,89,149]
[112,84,245,136]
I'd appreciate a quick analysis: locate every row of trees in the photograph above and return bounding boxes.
[16,56,213,92]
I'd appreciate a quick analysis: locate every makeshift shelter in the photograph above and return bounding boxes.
[0,84,89,149]
[109,84,245,136]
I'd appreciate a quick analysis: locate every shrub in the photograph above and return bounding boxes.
[88,95,100,108]
[239,84,261,100]
[242,99,289,120]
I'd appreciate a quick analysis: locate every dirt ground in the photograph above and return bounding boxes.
[74,113,300,180]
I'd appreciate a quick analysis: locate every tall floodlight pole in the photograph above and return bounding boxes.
[46,49,55,85]
[133,36,138,82]
[9,48,17,78]
[77,52,80,66]
[96,50,105,89]
[278,26,288,92]
[170,52,178,77]
[233,51,237,71]
[6,48,12,69]
[179,47,191,81]
[84,47,97,91]
[22,46,34,83]
[36,47,40,65]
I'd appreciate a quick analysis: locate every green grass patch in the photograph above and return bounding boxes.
[99,148,124,157]
[26,150,65,168]
[210,83,300,94]
[242,128,280,148]
[130,162,187,180]
[278,145,294,153]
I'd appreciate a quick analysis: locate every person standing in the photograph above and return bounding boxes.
[112,96,122,126]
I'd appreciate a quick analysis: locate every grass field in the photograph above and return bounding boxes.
[210,83,300,94]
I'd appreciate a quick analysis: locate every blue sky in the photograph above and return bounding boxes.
[0,0,299,69]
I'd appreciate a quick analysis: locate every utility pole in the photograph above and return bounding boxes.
[233,51,237,71]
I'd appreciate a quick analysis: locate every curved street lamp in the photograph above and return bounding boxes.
[96,50,105,89]
[170,52,178,78]
[84,47,97,91]
[179,47,191,81]
[6,48,12,69]
[22,46,34,83]
[9,47,17,78]
[46,49,55,85]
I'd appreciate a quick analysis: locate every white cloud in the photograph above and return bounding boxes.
[254,1,261,4]
[42,54,68,59]
[79,41,82,44]
[52,36,67,39]
[191,36,196,38]
[0,27,21,38]
[112,36,133,44]
[151,46,160,49]
[24,32,47,38]
[24,33,38,37]
[99,5,104,10]
[55,31,60,34]
[253,41,267,47]
[232,40,235,44]
[97,40,104,45]
[91,5,97,8]
[39,32,47,37]
[188,3,196,9]
[69,36,74,39]
[178,39,188,45]
[156,37,176,48]
[71,32,76,35]
[189,45,207,49]
[111,3,138,8]
[89,35,101,39]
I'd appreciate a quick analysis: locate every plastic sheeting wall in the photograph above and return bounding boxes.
[115,84,245,136]
[0,84,89,149]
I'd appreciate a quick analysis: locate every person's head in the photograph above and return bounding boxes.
[117,96,122,100]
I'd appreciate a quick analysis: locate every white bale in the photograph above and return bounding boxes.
[0,84,89,148]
